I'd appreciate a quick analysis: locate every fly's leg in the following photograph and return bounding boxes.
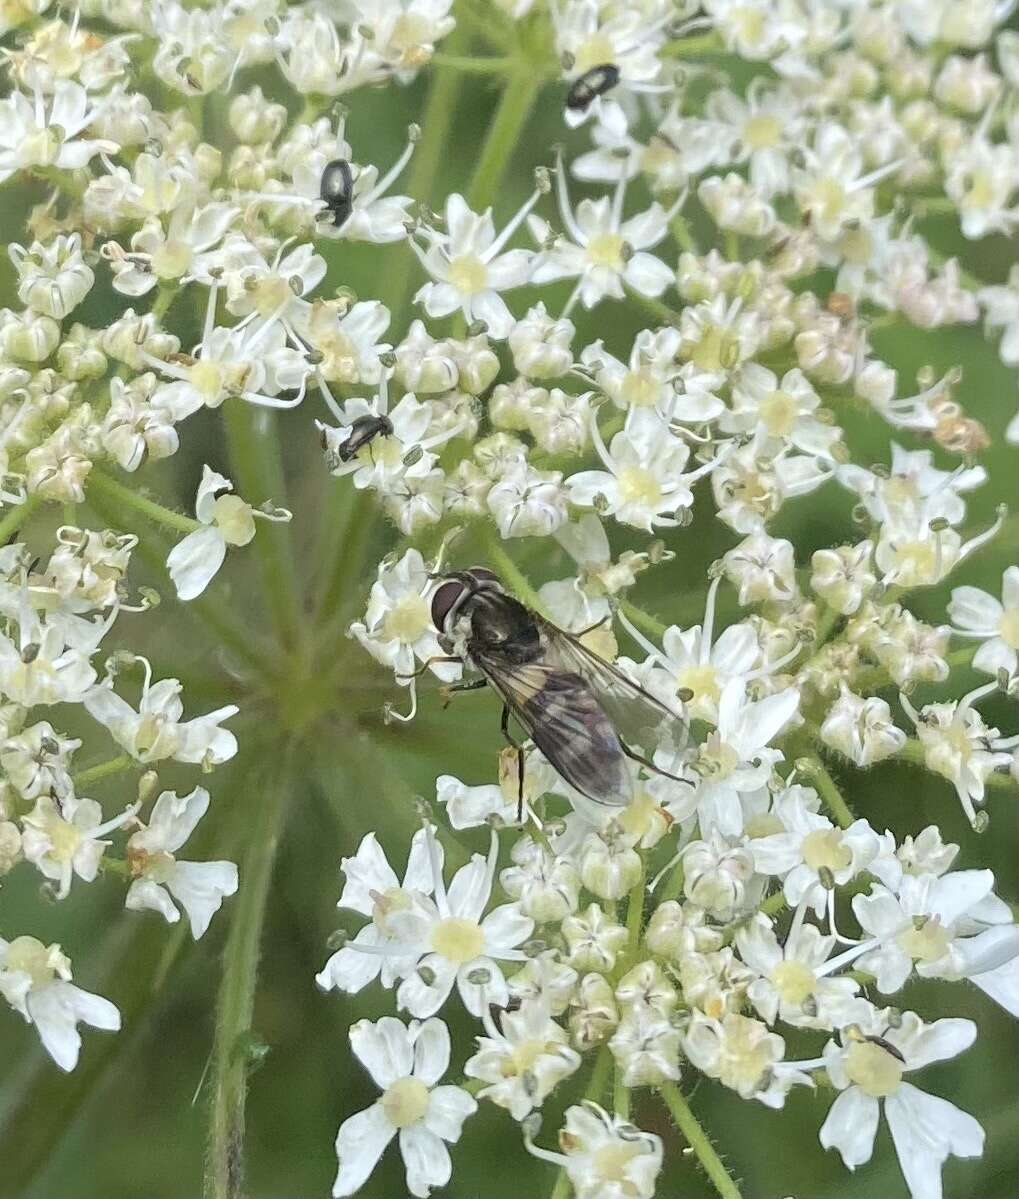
[501,705,525,820]
[439,678,487,709]
[395,655,462,680]
[619,739,692,787]
[576,613,611,637]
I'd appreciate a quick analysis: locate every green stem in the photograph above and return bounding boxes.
[222,403,302,650]
[0,493,42,542]
[431,52,515,74]
[89,470,201,534]
[466,67,543,211]
[619,599,667,640]
[72,753,134,788]
[800,752,855,829]
[485,535,547,614]
[613,1066,630,1120]
[659,1082,742,1199]
[662,32,726,57]
[623,864,646,970]
[205,757,291,1199]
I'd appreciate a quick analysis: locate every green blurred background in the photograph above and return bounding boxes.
[0,19,1016,1199]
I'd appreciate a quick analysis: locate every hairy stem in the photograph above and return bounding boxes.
[205,757,291,1199]
[485,534,548,614]
[72,753,135,788]
[549,1047,613,1199]
[799,751,855,829]
[659,1081,742,1199]
[222,403,302,651]
[88,470,201,534]
[0,492,42,542]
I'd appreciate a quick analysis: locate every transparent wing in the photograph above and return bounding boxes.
[472,652,631,806]
[535,616,684,752]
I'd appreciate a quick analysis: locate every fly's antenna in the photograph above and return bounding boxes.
[427,524,465,578]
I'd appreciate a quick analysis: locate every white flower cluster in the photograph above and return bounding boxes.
[0,0,1016,1196]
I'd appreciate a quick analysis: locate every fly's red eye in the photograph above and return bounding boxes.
[430,580,465,631]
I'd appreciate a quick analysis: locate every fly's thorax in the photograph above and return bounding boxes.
[466,591,542,662]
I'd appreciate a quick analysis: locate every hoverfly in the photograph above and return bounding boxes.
[565,63,620,113]
[319,159,354,229]
[336,413,394,462]
[408,566,687,811]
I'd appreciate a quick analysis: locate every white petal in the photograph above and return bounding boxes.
[26,981,120,1073]
[166,860,238,939]
[885,1083,983,1199]
[895,1016,975,1069]
[412,1017,451,1086]
[166,526,227,601]
[338,833,400,915]
[125,878,180,924]
[333,1102,395,1197]
[315,925,384,993]
[424,1085,476,1143]
[955,925,1019,977]
[971,956,1019,1016]
[397,956,458,1017]
[819,1086,879,1169]
[445,855,490,921]
[350,1015,415,1088]
[399,1123,451,1198]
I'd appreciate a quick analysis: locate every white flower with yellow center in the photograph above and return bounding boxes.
[725,364,841,459]
[378,829,533,1017]
[948,566,1019,678]
[703,80,804,197]
[316,827,437,997]
[524,1102,663,1199]
[530,159,678,311]
[736,911,863,1029]
[333,1016,476,1198]
[166,465,289,601]
[945,135,1019,240]
[0,935,120,1072]
[125,787,238,939]
[413,191,539,338]
[901,684,1012,827]
[820,684,906,767]
[811,541,876,616]
[852,871,1019,996]
[465,997,581,1120]
[683,1010,804,1106]
[0,80,115,185]
[979,263,1019,366]
[567,408,717,532]
[819,1009,983,1199]
[103,202,238,298]
[83,655,239,767]
[21,793,138,899]
[349,547,461,686]
[751,789,900,916]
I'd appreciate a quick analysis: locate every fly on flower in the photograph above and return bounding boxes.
[403,566,688,813]
[332,413,394,462]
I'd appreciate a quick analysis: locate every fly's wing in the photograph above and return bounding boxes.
[535,616,684,753]
[472,652,631,806]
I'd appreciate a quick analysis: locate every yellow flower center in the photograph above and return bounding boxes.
[585,231,625,270]
[964,170,994,210]
[677,663,720,707]
[591,1143,640,1185]
[190,361,226,403]
[447,254,488,295]
[431,916,485,963]
[759,390,799,437]
[697,734,739,780]
[719,1014,773,1089]
[743,114,781,149]
[801,828,852,873]
[891,540,938,584]
[211,494,256,546]
[381,1076,430,1128]
[46,814,82,863]
[371,885,412,934]
[732,6,766,45]
[151,239,193,281]
[845,1040,903,1098]
[4,935,65,986]
[744,812,784,838]
[617,466,662,509]
[999,607,1019,650]
[810,178,848,224]
[390,11,431,52]
[502,1038,547,1076]
[251,275,294,316]
[382,594,430,644]
[573,34,615,74]
[897,918,952,963]
[687,324,739,372]
[620,368,658,408]
[771,960,816,1006]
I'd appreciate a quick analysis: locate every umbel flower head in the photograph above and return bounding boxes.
[0,1,1015,1198]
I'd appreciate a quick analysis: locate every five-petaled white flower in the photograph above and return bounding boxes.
[333,1016,476,1198]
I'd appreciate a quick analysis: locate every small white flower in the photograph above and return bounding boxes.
[567,409,715,532]
[819,1009,983,1199]
[609,1005,681,1087]
[487,462,568,539]
[979,264,1019,366]
[83,659,238,768]
[947,566,1019,678]
[413,193,537,338]
[821,685,906,767]
[0,80,115,184]
[465,998,580,1119]
[333,1016,476,1199]
[21,794,137,899]
[167,465,264,601]
[811,542,876,616]
[684,1011,802,1106]
[125,787,238,939]
[0,935,120,1071]
[722,532,798,605]
[525,1103,663,1199]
